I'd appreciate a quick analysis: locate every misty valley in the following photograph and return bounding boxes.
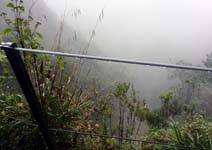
[0,0,212,150]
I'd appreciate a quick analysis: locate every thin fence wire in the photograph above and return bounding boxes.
[1,115,199,150]
[49,128,195,149]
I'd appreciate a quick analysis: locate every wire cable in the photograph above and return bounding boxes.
[0,115,198,149]
[49,128,196,149]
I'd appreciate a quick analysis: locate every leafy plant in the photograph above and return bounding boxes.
[142,114,212,150]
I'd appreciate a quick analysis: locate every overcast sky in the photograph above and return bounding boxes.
[43,0,212,65]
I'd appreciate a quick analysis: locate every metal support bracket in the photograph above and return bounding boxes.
[1,43,55,149]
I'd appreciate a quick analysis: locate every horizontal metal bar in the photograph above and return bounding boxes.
[1,44,212,72]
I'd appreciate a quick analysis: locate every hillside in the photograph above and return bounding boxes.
[0,0,86,51]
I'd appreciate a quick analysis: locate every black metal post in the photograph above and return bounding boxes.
[2,43,55,149]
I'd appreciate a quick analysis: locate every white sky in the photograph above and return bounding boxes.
[43,0,212,64]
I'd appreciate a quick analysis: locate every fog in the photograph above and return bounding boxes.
[12,0,212,107]
[43,0,212,63]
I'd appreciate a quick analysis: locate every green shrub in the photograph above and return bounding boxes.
[142,114,212,150]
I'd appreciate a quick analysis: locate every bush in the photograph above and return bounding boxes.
[142,114,212,150]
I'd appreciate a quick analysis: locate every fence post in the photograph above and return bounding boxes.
[1,43,56,149]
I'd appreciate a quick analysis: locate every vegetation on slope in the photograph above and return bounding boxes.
[0,0,211,150]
